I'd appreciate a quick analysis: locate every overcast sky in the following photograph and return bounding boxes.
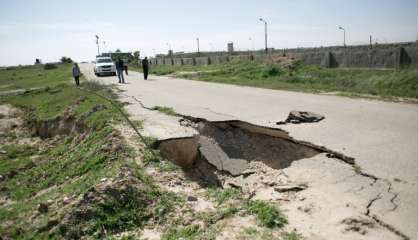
[1,0,418,66]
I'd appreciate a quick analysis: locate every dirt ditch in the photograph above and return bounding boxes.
[24,99,107,139]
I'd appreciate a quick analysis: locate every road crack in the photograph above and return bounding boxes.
[359,173,405,239]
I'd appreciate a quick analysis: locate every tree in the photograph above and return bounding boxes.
[60,56,73,63]
[133,51,140,60]
[115,49,121,53]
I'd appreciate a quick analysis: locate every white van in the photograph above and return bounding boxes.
[94,57,116,76]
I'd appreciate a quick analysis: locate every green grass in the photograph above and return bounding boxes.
[0,144,37,176]
[206,187,241,205]
[353,164,362,174]
[0,63,123,127]
[283,231,300,240]
[200,205,240,225]
[88,179,178,238]
[151,106,179,116]
[0,84,123,129]
[247,200,287,228]
[141,61,418,99]
[0,64,73,91]
[0,127,130,238]
[162,225,204,240]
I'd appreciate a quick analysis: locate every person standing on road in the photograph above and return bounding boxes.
[142,57,149,80]
[116,58,125,83]
[72,63,81,86]
[124,61,128,75]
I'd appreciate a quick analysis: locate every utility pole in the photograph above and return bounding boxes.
[95,35,100,56]
[166,43,172,55]
[196,38,200,55]
[338,27,346,47]
[370,35,372,48]
[259,18,268,54]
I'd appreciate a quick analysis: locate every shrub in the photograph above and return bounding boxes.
[43,63,57,70]
[283,231,300,240]
[206,187,240,205]
[162,225,203,240]
[60,56,73,63]
[247,200,287,228]
[267,66,282,76]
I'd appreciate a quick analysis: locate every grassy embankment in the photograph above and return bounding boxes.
[0,64,179,239]
[0,64,295,239]
[132,61,418,100]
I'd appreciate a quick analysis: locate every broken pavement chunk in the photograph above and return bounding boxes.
[277,111,325,125]
[274,183,308,193]
[199,136,248,176]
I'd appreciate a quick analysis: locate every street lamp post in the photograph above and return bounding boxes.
[259,18,268,54]
[370,35,373,48]
[166,43,172,55]
[339,26,346,47]
[103,41,107,53]
[95,35,100,56]
[196,38,200,55]
[249,37,255,51]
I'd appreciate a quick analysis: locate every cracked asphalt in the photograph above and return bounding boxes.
[81,64,418,240]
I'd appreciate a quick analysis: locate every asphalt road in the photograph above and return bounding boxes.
[81,64,418,239]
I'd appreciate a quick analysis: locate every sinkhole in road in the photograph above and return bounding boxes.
[156,119,354,186]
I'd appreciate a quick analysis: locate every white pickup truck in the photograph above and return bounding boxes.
[94,57,116,76]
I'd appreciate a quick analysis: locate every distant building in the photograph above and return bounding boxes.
[100,52,135,63]
[227,42,234,53]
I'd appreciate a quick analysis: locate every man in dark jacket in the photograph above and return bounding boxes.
[116,58,125,83]
[142,57,149,80]
[72,63,81,86]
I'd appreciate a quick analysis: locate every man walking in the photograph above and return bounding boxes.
[124,63,128,75]
[116,58,125,83]
[142,57,149,80]
[72,63,81,86]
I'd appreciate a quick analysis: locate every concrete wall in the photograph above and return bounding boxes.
[404,47,418,67]
[182,58,195,65]
[164,58,173,65]
[156,58,164,65]
[285,47,415,69]
[150,59,157,65]
[209,56,229,64]
[195,57,210,65]
[173,58,183,65]
[229,55,253,62]
[150,42,418,69]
